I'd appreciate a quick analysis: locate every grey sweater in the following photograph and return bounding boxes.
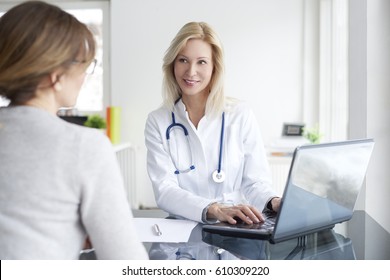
[0,106,148,259]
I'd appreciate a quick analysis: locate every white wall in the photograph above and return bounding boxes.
[366,0,390,235]
[111,0,306,207]
[349,0,390,258]
[349,0,390,233]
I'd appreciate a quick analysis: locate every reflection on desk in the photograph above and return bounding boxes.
[146,224,355,260]
[148,224,241,260]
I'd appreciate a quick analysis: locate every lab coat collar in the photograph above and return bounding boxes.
[175,99,187,115]
[175,99,210,123]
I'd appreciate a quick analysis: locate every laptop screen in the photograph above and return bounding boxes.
[272,139,374,242]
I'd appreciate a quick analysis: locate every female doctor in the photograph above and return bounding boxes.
[145,22,281,225]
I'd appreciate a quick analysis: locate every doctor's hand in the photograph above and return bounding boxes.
[270,197,281,212]
[206,203,264,225]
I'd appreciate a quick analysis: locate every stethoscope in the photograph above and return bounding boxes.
[166,108,226,183]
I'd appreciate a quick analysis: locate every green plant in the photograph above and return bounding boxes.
[303,124,322,144]
[84,114,106,129]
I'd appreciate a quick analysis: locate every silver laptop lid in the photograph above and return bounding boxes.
[272,139,374,243]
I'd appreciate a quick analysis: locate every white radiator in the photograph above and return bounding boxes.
[268,156,292,195]
[113,143,138,208]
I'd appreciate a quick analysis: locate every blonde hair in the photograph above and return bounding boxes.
[162,22,225,117]
[0,1,96,105]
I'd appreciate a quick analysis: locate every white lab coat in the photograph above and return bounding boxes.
[144,99,277,223]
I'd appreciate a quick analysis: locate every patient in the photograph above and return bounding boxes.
[0,1,148,260]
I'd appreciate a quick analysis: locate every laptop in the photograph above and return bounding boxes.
[202,138,375,244]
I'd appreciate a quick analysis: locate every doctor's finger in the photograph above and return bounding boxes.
[236,205,264,223]
[218,207,251,224]
[247,205,264,222]
[222,207,257,225]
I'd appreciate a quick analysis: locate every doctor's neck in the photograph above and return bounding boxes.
[182,95,207,128]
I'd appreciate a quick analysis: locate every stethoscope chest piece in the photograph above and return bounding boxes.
[212,169,225,183]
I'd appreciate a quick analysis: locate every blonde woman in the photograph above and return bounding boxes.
[145,22,281,225]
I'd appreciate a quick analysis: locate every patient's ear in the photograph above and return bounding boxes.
[53,81,62,92]
[50,72,63,92]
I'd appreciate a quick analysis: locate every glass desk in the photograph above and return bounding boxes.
[147,224,355,260]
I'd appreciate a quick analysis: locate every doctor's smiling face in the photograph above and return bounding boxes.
[174,39,214,100]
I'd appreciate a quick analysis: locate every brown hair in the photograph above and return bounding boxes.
[0,1,96,105]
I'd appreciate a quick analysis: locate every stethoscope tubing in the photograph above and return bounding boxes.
[166,106,225,182]
[217,112,225,173]
[166,112,189,139]
[166,112,195,174]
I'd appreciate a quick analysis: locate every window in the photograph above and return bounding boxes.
[0,96,9,108]
[67,8,105,112]
[0,1,109,113]
[319,0,349,142]
[302,0,349,142]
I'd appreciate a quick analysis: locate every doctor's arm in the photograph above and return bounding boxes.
[145,114,216,223]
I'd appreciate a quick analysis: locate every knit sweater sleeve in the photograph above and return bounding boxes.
[77,130,148,260]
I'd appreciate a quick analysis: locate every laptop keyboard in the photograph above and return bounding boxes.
[234,212,276,231]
